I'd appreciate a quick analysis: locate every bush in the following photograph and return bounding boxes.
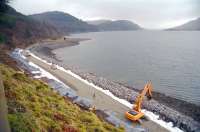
[8,113,39,132]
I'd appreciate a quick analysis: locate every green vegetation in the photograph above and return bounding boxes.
[0,13,17,28]
[0,33,6,43]
[0,64,124,132]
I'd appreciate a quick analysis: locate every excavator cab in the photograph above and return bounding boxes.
[125,110,144,121]
[125,82,152,122]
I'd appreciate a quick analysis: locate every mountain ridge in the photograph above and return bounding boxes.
[30,12,142,32]
[168,17,200,30]
[86,20,112,25]
[87,19,142,31]
[29,11,98,33]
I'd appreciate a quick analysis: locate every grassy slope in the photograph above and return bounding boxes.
[0,64,124,132]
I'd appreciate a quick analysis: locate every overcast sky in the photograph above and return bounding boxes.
[10,0,200,29]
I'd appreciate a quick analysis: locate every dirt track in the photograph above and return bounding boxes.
[27,55,168,132]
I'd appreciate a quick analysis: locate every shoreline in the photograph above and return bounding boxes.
[24,49,176,132]
[14,49,169,132]
[118,82,200,122]
[28,37,90,61]
[27,37,200,132]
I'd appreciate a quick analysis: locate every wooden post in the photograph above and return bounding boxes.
[0,72,10,132]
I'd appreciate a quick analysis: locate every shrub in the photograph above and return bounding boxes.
[8,113,39,132]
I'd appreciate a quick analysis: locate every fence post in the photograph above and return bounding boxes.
[0,72,11,132]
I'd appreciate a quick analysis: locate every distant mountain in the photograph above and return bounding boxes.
[0,7,61,48]
[168,18,200,30]
[30,12,141,33]
[87,20,112,25]
[87,20,141,31]
[29,11,98,33]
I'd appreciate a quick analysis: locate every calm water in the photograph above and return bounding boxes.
[54,31,200,105]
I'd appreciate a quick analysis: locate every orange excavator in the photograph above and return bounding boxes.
[125,82,153,122]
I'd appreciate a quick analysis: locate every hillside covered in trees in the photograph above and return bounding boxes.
[30,11,98,33]
[0,0,62,49]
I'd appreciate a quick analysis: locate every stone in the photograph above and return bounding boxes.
[73,97,93,110]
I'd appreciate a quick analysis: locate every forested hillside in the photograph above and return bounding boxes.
[0,4,62,48]
[30,11,98,33]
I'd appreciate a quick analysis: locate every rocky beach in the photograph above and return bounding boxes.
[27,37,200,132]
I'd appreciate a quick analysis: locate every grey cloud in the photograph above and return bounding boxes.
[10,0,200,29]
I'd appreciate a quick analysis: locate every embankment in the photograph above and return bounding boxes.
[0,63,126,132]
[10,48,150,132]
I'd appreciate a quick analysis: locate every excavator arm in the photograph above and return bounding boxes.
[133,82,152,112]
[125,82,153,122]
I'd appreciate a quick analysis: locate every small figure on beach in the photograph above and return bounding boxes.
[51,63,57,70]
[93,92,96,98]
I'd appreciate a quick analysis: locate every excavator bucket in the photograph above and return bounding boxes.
[125,82,153,122]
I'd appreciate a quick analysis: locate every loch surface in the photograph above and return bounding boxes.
[54,31,200,105]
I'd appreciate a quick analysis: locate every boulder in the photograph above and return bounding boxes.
[104,111,148,132]
[65,88,78,100]
[73,97,93,110]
